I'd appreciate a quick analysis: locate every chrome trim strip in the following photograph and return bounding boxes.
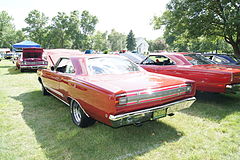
[116,84,188,97]
[118,85,190,107]
[128,87,188,103]
[46,88,70,106]
[109,97,196,121]
[45,89,90,117]
[20,65,47,68]
[46,87,64,97]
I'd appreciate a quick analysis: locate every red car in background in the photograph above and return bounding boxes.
[37,53,196,128]
[16,48,48,72]
[135,52,240,93]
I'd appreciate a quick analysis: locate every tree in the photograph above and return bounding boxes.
[24,10,49,47]
[153,0,240,57]
[92,31,108,51]
[108,29,126,51]
[68,11,82,49]
[15,30,26,43]
[148,37,167,52]
[80,10,98,36]
[0,11,16,48]
[43,10,98,49]
[80,10,98,49]
[51,12,72,48]
[126,30,136,51]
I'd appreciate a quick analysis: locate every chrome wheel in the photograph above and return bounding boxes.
[73,102,81,123]
[70,100,96,128]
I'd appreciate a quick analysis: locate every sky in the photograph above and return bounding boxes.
[1,0,170,40]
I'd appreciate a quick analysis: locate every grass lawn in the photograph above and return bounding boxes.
[0,59,239,160]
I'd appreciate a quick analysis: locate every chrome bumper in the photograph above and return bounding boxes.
[226,84,240,93]
[109,97,196,127]
[20,65,47,69]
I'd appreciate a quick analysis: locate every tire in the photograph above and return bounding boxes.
[42,84,50,95]
[70,100,95,128]
[20,68,24,72]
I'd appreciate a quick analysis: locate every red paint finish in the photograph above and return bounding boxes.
[141,53,240,93]
[16,48,48,70]
[38,53,196,127]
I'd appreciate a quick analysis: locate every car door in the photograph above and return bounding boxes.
[58,59,76,102]
[141,55,178,75]
[43,58,69,98]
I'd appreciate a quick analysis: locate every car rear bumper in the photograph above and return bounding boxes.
[109,97,196,127]
[226,84,240,93]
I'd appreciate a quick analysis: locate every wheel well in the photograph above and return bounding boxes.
[68,97,90,117]
[67,97,73,105]
[38,77,42,84]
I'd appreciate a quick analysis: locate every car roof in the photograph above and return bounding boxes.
[149,52,194,56]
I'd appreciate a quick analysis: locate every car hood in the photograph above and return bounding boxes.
[190,64,240,74]
[76,71,192,93]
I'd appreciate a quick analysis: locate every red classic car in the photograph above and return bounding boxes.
[16,48,48,72]
[132,52,240,93]
[37,53,196,128]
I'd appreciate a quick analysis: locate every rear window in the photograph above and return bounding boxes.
[87,57,141,75]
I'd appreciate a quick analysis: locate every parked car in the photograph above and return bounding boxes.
[0,53,3,61]
[11,52,22,64]
[37,54,196,128]
[16,48,48,72]
[4,52,14,59]
[123,52,240,93]
[85,49,95,54]
[203,54,240,66]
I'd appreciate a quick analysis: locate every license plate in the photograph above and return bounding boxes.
[152,109,167,119]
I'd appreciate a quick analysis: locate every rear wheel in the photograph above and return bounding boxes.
[70,100,95,128]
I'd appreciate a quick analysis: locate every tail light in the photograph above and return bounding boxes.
[185,84,192,93]
[115,94,128,106]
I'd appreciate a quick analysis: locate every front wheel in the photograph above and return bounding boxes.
[70,100,95,128]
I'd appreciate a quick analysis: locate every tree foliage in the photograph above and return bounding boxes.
[153,0,240,56]
[126,30,136,51]
[51,12,72,48]
[148,37,167,52]
[0,11,16,48]
[24,10,49,47]
[108,29,126,51]
[23,10,98,49]
[92,31,108,51]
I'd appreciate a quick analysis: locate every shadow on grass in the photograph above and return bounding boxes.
[13,91,182,160]
[5,66,36,75]
[181,92,240,122]
[0,65,13,68]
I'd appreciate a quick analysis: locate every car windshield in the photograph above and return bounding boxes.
[120,53,146,64]
[87,57,141,75]
[184,54,215,65]
[228,55,240,63]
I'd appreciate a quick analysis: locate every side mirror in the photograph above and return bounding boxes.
[51,66,55,71]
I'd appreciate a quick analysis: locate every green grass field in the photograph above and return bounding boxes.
[0,60,239,160]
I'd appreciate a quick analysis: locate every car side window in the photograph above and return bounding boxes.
[55,58,73,73]
[213,56,230,63]
[144,55,175,66]
[65,61,75,74]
